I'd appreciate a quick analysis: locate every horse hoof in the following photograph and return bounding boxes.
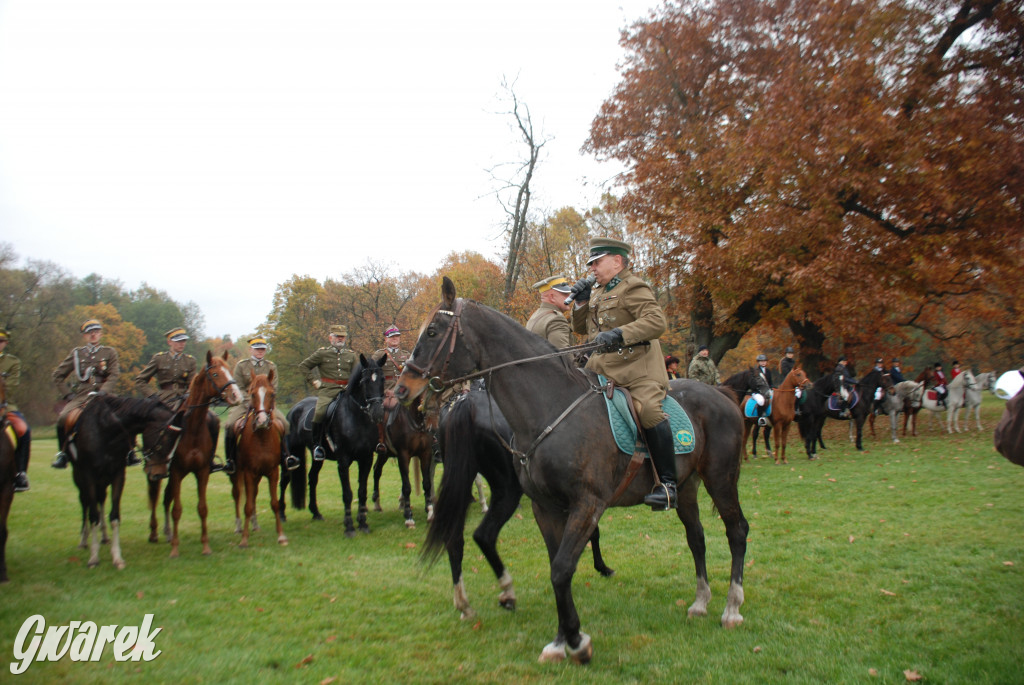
[202,546,212,556]
[538,642,566,663]
[87,560,100,569]
[598,567,615,578]
[722,614,744,629]
[312,514,324,522]
[238,541,248,549]
[499,598,516,611]
[113,560,126,570]
[373,503,382,512]
[359,525,371,534]
[148,535,158,544]
[344,529,356,539]
[405,519,415,529]
[169,549,179,559]
[278,536,288,546]
[568,633,593,664]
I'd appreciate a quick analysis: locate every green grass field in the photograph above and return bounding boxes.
[1,397,1022,684]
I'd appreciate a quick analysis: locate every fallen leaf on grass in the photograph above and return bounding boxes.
[880,589,896,596]
[753,646,762,653]
[136,591,144,599]
[325,635,337,643]
[869,668,878,676]
[472,620,482,631]
[828,478,837,482]
[1003,561,1014,566]
[295,654,314,669]
[404,542,416,549]
[849,536,855,543]
[320,678,337,685]
[904,669,922,681]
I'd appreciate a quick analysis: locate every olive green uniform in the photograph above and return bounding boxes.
[0,351,22,412]
[526,303,573,349]
[53,344,120,419]
[226,357,289,431]
[372,346,410,391]
[135,351,197,406]
[299,345,359,423]
[572,268,668,429]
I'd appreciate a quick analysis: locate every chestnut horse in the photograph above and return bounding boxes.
[232,370,287,548]
[769,367,810,464]
[396,278,748,664]
[0,378,16,581]
[372,400,435,528]
[147,350,243,557]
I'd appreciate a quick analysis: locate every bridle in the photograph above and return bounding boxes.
[184,362,239,412]
[356,366,385,420]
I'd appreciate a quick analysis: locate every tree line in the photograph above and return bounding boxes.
[3,0,1020,424]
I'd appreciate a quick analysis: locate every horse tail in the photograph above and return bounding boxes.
[422,397,479,567]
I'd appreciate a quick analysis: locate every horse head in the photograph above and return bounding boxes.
[396,277,473,405]
[783,367,810,390]
[353,354,386,424]
[196,349,243,406]
[249,370,276,431]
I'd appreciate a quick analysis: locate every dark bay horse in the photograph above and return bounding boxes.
[0,378,16,581]
[308,355,385,536]
[147,350,243,557]
[424,381,615,620]
[232,371,287,548]
[396,278,748,664]
[69,395,179,568]
[897,367,936,437]
[721,369,772,461]
[372,399,435,528]
[799,368,887,457]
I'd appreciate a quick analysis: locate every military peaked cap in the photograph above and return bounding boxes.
[586,237,631,265]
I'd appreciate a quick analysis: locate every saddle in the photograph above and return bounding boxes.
[743,393,773,419]
[599,376,695,456]
[827,389,860,412]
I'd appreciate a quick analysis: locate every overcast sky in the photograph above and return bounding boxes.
[0,0,656,339]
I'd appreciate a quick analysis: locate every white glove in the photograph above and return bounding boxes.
[313,379,322,389]
[874,388,883,400]
[753,393,765,407]
[794,388,802,399]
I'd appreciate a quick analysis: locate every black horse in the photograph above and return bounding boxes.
[424,381,615,620]
[302,355,385,536]
[396,278,748,664]
[0,378,16,581]
[721,369,773,461]
[68,395,178,568]
[799,367,887,457]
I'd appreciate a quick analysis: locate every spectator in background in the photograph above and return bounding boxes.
[687,345,720,385]
[665,355,682,380]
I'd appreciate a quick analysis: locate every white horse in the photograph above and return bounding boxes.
[946,371,996,433]
[879,375,906,443]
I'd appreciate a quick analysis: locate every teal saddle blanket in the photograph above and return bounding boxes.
[743,396,773,419]
[599,376,696,455]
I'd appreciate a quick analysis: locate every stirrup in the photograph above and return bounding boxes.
[285,455,300,471]
[643,483,677,511]
[14,472,29,492]
[223,460,236,475]
[757,417,767,426]
[210,458,226,473]
[375,442,387,454]
[312,445,325,461]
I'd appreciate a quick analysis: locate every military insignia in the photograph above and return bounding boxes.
[676,429,694,450]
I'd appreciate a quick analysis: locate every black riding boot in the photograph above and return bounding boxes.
[52,424,70,469]
[642,419,677,511]
[282,436,299,471]
[311,421,326,461]
[223,428,237,475]
[14,427,30,492]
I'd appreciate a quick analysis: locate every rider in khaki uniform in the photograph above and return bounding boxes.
[373,326,410,390]
[134,327,197,408]
[569,237,676,510]
[525,276,574,349]
[0,329,32,492]
[223,336,296,474]
[300,325,359,460]
[51,319,131,468]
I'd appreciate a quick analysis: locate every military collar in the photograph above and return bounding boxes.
[85,344,99,353]
[388,347,399,354]
[250,357,265,365]
[602,268,630,292]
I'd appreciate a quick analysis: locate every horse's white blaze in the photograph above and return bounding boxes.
[223,367,243,405]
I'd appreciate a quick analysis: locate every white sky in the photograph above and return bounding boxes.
[0,0,656,339]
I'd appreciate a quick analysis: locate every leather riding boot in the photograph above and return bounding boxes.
[311,421,326,461]
[642,419,678,511]
[223,428,237,475]
[14,429,30,492]
[282,436,299,471]
[52,425,70,469]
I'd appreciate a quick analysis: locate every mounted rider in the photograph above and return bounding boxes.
[888,357,905,383]
[752,353,773,425]
[0,328,32,492]
[933,362,948,408]
[833,355,855,417]
[223,336,296,474]
[134,327,196,408]
[526,276,574,349]
[569,236,677,511]
[302,325,360,461]
[779,346,796,380]
[51,320,133,469]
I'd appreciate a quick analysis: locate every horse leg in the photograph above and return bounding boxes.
[588,525,615,577]
[0,487,11,582]
[701,462,749,628]
[532,500,601,665]
[399,454,415,528]
[109,473,126,569]
[240,472,257,548]
[371,450,387,512]
[339,459,355,538]
[674,474,710,617]
[196,469,212,555]
[474,474,489,513]
[741,422,751,462]
[775,420,789,465]
[162,477,173,542]
[356,454,371,534]
[278,467,288,523]
[308,458,324,521]
[889,411,900,444]
[420,451,434,522]
[764,425,772,460]
[269,468,287,546]
[470,478,524,613]
[147,478,161,543]
[231,473,243,535]
[855,415,864,450]
[169,470,185,558]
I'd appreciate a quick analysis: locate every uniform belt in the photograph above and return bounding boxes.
[321,378,348,386]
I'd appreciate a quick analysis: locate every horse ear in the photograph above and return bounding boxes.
[221,349,230,362]
[206,349,213,365]
[267,368,275,384]
[359,353,368,367]
[442,276,456,308]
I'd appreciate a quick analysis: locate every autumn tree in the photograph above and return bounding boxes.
[587,0,1024,373]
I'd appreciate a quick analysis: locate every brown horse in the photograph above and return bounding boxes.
[0,378,16,581]
[372,399,435,528]
[147,350,243,557]
[232,370,288,548]
[769,368,810,464]
[898,367,936,437]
